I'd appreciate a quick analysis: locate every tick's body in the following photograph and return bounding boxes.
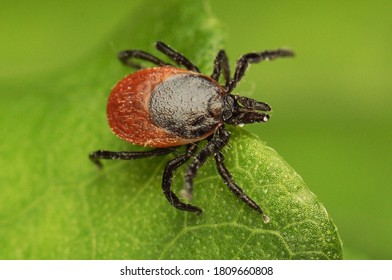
[90,42,294,223]
[107,67,225,147]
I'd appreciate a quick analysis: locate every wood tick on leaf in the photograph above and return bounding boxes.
[90,42,294,223]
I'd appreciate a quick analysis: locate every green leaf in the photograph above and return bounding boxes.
[0,0,342,259]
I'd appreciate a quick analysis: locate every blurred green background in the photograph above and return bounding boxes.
[1,0,391,259]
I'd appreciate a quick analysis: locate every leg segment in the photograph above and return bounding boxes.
[214,151,269,223]
[118,49,170,69]
[183,126,229,200]
[156,41,200,72]
[184,126,269,222]
[211,50,231,86]
[162,143,202,213]
[226,49,294,93]
[89,148,175,168]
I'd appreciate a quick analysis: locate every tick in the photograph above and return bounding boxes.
[90,41,294,223]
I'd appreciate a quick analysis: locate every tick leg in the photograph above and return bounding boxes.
[183,137,215,201]
[162,144,202,213]
[183,126,229,200]
[156,41,200,73]
[118,49,171,69]
[226,49,294,93]
[89,148,175,168]
[185,126,269,222]
[211,50,231,87]
[213,151,270,223]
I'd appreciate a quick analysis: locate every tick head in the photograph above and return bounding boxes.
[222,94,271,126]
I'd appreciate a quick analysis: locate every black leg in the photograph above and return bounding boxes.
[162,143,202,213]
[156,41,200,73]
[183,126,229,200]
[183,126,269,222]
[226,49,294,93]
[211,50,231,86]
[213,151,270,223]
[89,148,175,168]
[182,137,215,200]
[118,49,171,69]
